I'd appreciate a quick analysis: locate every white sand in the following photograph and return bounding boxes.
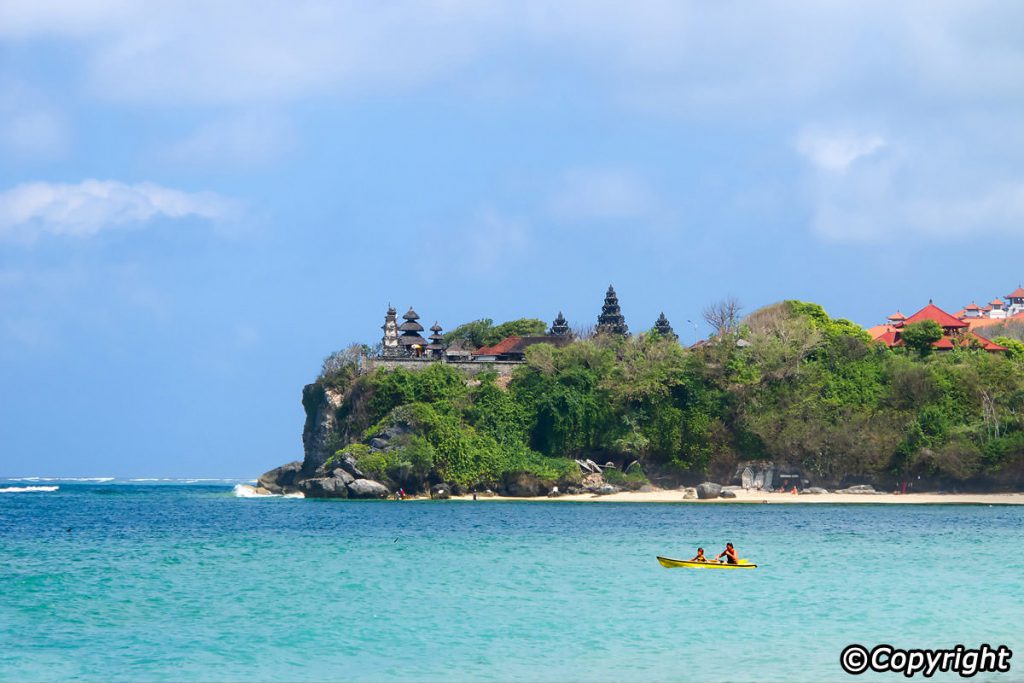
[448,489,1024,505]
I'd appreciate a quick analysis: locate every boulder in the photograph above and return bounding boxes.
[722,486,744,493]
[334,453,365,480]
[836,484,876,494]
[638,484,656,493]
[430,483,451,500]
[581,472,605,491]
[720,489,737,498]
[257,460,303,494]
[566,486,584,495]
[696,482,722,499]
[299,476,349,499]
[803,487,829,495]
[331,468,355,486]
[347,479,389,499]
[502,471,548,497]
[680,486,698,500]
[596,484,619,495]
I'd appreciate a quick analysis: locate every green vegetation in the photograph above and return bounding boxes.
[901,320,944,356]
[313,301,1024,491]
[442,318,547,347]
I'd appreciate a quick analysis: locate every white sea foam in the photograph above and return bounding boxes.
[234,484,275,498]
[233,484,304,499]
[0,486,59,493]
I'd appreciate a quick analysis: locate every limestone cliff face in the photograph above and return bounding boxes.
[300,382,345,475]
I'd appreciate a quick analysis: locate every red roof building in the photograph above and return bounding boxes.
[868,302,1006,353]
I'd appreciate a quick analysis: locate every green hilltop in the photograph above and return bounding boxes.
[296,300,1024,495]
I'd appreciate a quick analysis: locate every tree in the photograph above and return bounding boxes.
[703,296,742,336]
[900,320,944,356]
[443,317,547,347]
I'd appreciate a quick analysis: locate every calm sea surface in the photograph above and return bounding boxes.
[1,480,1021,682]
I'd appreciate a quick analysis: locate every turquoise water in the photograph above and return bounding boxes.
[1,481,1021,682]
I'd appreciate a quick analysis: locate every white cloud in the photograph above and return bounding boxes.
[549,168,661,223]
[3,2,1022,110]
[0,180,235,241]
[163,111,296,166]
[797,127,1024,243]
[796,129,886,172]
[0,77,70,159]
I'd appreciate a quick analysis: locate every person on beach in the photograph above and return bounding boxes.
[689,547,708,563]
[715,543,738,565]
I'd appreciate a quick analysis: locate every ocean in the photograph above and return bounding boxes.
[1,480,1021,682]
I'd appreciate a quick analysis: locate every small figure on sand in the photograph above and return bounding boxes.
[715,542,739,565]
[689,547,708,563]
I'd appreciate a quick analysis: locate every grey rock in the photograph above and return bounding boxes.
[369,437,389,450]
[836,484,876,494]
[257,460,302,494]
[502,471,550,497]
[682,490,697,500]
[696,482,723,499]
[638,484,656,493]
[430,483,451,500]
[299,476,349,498]
[596,484,619,495]
[347,479,389,499]
[722,485,744,493]
[566,486,584,495]
[803,487,829,495]
[720,489,738,498]
[335,453,365,480]
[331,468,355,486]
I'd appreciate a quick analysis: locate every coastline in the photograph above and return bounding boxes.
[446,489,1024,505]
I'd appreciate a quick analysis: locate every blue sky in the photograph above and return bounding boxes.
[2,2,1024,477]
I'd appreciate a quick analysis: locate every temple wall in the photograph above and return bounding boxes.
[365,357,522,377]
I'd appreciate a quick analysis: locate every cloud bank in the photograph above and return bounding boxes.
[0,180,234,241]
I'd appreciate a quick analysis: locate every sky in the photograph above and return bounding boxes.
[2,1,1024,477]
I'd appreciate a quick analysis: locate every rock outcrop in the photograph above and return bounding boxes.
[257,461,302,494]
[835,484,877,494]
[347,479,389,499]
[720,489,737,498]
[431,483,451,499]
[696,482,722,499]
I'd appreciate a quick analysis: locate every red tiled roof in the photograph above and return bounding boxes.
[474,336,523,356]
[866,324,894,340]
[903,303,968,329]
[887,311,906,321]
[963,302,981,311]
[1007,287,1024,299]
[990,298,1004,307]
[972,332,1008,352]
[964,311,1024,330]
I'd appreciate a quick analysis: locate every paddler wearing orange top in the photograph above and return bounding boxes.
[715,542,739,565]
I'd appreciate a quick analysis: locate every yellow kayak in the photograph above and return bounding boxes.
[657,556,757,569]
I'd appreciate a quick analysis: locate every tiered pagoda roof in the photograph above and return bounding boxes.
[550,311,570,337]
[653,312,676,340]
[427,322,445,354]
[596,285,628,336]
[397,307,426,349]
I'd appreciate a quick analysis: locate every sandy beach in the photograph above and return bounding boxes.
[447,489,1024,505]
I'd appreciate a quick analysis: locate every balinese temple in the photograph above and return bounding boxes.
[381,306,401,358]
[397,307,427,357]
[426,322,446,358]
[550,311,570,337]
[653,312,676,340]
[867,301,1006,353]
[596,285,629,336]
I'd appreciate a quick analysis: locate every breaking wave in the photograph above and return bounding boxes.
[0,486,59,493]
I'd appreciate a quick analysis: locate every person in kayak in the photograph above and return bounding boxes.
[689,547,708,563]
[715,543,738,565]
